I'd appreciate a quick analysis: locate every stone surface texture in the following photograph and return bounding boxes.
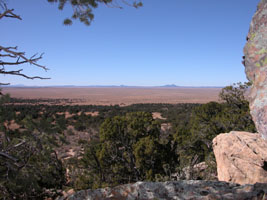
[243,0,267,139]
[60,181,267,200]
[213,131,267,185]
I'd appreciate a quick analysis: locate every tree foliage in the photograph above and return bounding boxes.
[47,0,143,25]
[173,82,255,179]
[219,82,251,108]
[0,82,257,196]
[76,112,175,189]
[0,94,66,199]
[0,136,66,199]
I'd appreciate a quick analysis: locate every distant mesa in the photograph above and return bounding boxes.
[160,84,179,88]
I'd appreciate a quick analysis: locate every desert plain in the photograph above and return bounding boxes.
[2,87,222,105]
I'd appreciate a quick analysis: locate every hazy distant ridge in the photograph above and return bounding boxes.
[2,84,223,88]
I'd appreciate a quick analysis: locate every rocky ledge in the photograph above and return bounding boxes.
[60,181,267,200]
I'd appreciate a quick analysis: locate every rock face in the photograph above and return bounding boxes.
[212,0,267,186]
[60,181,267,200]
[213,131,267,185]
[243,0,267,139]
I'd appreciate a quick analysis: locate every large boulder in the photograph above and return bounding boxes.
[60,181,267,200]
[213,131,267,185]
[243,0,267,139]
[212,0,267,187]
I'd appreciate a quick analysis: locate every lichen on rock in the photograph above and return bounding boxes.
[60,181,267,200]
[243,0,267,139]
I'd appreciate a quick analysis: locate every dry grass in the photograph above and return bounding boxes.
[2,87,221,105]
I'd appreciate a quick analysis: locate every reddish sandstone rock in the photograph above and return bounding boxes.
[243,0,267,139]
[213,131,267,185]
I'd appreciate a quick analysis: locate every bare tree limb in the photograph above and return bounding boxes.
[0,69,50,80]
[0,82,9,86]
[0,46,48,70]
[0,3,50,85]
[0,3,21,20]
[0,151,18,162]
[0,54,17,58]
[8,140,26,149]
[0,45,50,84]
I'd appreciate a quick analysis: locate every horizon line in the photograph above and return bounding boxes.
[1,84,224,88]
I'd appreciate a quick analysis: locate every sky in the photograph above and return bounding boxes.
[0,0,260,86]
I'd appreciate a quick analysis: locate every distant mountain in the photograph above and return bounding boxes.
[160,84,179,88]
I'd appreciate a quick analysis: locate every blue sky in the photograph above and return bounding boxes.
[0,0,259,86]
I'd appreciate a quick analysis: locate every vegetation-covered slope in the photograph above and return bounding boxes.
[0,83,255,199]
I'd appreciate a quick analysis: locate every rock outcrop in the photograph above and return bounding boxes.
[243,0,267,139]
[213,131,267,185]
[212,0,267,186]
[60,181,267,200]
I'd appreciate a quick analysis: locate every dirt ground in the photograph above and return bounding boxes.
[2,87,222,105]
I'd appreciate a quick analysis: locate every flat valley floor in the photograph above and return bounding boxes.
[2,87,222,105]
